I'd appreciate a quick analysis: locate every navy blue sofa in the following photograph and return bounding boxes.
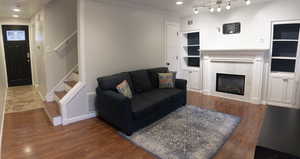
[95,67,187,136]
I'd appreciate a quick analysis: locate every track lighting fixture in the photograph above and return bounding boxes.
[191,0,251,14]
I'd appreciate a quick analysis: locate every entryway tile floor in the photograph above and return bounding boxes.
[5,85,44,113]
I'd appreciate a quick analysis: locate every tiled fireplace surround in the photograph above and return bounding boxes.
[201,50,268,104]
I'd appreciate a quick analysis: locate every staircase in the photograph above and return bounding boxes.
[44,69,79,126]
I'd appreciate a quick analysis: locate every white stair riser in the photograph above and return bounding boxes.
[43,107,62,126]
[69,72,79,82]
[64,82,73,92]
[53,116,62,126]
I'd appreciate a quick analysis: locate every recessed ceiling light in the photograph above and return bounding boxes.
[245,0,251,5]
[176,1,184,5]
[12,8,21,12]
[12,14,19,18]
[209,8,215,13]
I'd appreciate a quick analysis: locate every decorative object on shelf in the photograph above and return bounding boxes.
[223,22,241,34]
[191,0,251,14]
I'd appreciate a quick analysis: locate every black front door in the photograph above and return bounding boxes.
[2,25,32,86]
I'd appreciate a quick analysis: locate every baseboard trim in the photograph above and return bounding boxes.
[0,87,8,155]
[209,93,262,105]
[266,101,299,109]
[63,112,96,126]
[37,90,46,101]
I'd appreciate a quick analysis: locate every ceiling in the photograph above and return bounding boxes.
[0,0,273,19]
[0,0,52,19]
[99,0,273,17]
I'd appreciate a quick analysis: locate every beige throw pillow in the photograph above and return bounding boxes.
[116,80,133,99]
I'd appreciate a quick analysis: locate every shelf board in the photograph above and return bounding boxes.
[183,45,200,47]
[273,39,298,42]
[271,57,297,60]
[183,56,200,58]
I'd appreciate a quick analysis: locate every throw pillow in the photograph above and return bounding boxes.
[148,67,169,88]
[158,73,175,88]
[116,80,133,99]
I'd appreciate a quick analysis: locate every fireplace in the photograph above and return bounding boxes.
[216,73,245,96]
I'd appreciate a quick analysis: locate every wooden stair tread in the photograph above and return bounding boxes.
[65,80,77,88]
[44,101,60,117]
[73,70,79,74]
[55,91,67,99]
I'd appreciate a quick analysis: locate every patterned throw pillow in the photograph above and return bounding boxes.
[158,73,175,89]
[116,80,133,99]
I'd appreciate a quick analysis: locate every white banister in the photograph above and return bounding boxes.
[53,30,77,52]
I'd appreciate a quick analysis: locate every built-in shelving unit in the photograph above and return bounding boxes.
[179,31,202,91]
[181,31,201,69]
[270,24,300,73]
[267,22,300,108]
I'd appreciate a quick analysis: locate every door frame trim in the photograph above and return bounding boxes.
[164,21,180,72]
[0,22,35,87]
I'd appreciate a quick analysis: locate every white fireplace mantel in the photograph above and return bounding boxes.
[201,50,266,104]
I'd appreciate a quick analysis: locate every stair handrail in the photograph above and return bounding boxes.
[53,30,77,52]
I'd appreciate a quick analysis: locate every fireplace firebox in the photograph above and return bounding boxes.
[216,73,245,96]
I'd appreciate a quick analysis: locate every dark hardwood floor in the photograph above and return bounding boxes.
[2,91,267,159]
[257,106,300,157]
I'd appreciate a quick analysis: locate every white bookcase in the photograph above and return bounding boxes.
[267,21,300,108]
[180,31,202,91]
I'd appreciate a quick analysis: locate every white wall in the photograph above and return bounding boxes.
[181,0,300,50]
[81,0,179,110]
[43,0,78,93]
[31,0,78,97]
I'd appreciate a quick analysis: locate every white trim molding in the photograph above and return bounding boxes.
[0,87,8,155]
[46,65,78,102]
[63,112,96,125]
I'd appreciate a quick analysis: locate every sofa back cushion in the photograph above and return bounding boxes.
[129,70,153,94]
[97,72,135,94]
[147,67,169,88]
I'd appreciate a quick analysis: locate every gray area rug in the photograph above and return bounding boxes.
[123,105,240,159]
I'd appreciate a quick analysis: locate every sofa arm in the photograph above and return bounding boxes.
[175,79,187,90]
[96,88,134,135]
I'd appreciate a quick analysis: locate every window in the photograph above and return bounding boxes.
[6,30,25,41]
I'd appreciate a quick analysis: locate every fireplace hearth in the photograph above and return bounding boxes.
[216,73,245,96]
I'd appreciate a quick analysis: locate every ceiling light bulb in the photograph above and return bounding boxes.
[209,8,214,13]
[245,0,251,5]
[12,14,19,18]
[193,8,199,14]
[176,1,184,5]
[226,4,231,10]
[217,6,222,12]
[13,8,21,12]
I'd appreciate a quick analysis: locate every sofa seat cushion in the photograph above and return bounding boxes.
[131,88,184,119]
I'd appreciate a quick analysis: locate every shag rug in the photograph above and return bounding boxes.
[123,105,240,159]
